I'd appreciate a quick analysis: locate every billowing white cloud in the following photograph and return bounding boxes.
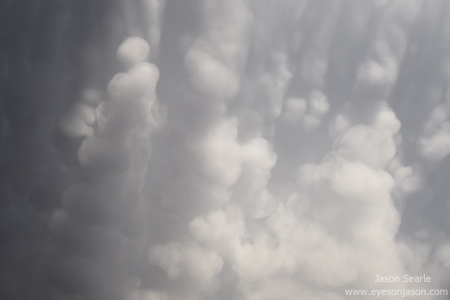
[46,36,163,299]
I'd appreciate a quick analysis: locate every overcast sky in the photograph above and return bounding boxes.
[2,0,450,299]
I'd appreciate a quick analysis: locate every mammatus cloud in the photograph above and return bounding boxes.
[419,103,450,162]
[281,89,330,130]
[48,36,162,299]
[2,0,450,300]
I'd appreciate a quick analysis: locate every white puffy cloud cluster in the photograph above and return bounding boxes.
[142,0,255,228]
[146,103,425,300]
[281,89,330,130]
[137,1,436,299]
[47,36,163,299]
[56,102,96,139]
[356,1,416,92]
[357,39,398,88]
[147,125,279,297]
[420,103,450,162]
[55,88,103,140]
[184,0,250,100]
